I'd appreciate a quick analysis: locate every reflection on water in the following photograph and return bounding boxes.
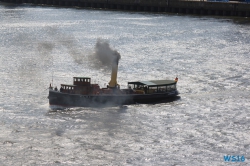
[0,3,250,165]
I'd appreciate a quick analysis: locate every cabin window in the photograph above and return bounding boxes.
[167,85,176,90]
[166,86,170,91]
[158,86,165,92]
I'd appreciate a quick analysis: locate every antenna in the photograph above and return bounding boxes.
[52,71,54,87]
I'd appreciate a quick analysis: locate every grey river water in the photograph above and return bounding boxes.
[0,2,250,165]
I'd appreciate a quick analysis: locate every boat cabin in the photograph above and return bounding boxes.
[58,77,99,95]
[128,80,177,94]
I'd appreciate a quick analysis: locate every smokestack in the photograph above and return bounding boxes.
[93,39,121,88]
[109,52,119,88]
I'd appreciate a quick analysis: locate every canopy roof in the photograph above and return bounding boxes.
[128,80,176,87]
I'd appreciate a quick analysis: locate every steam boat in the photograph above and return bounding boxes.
[48,58,179,107]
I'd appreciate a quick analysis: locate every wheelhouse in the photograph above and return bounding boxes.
[73,77,91,86]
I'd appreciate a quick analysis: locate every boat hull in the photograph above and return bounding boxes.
[48,89,179,108]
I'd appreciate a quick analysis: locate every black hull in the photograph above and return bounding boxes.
[48,90,179,108]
